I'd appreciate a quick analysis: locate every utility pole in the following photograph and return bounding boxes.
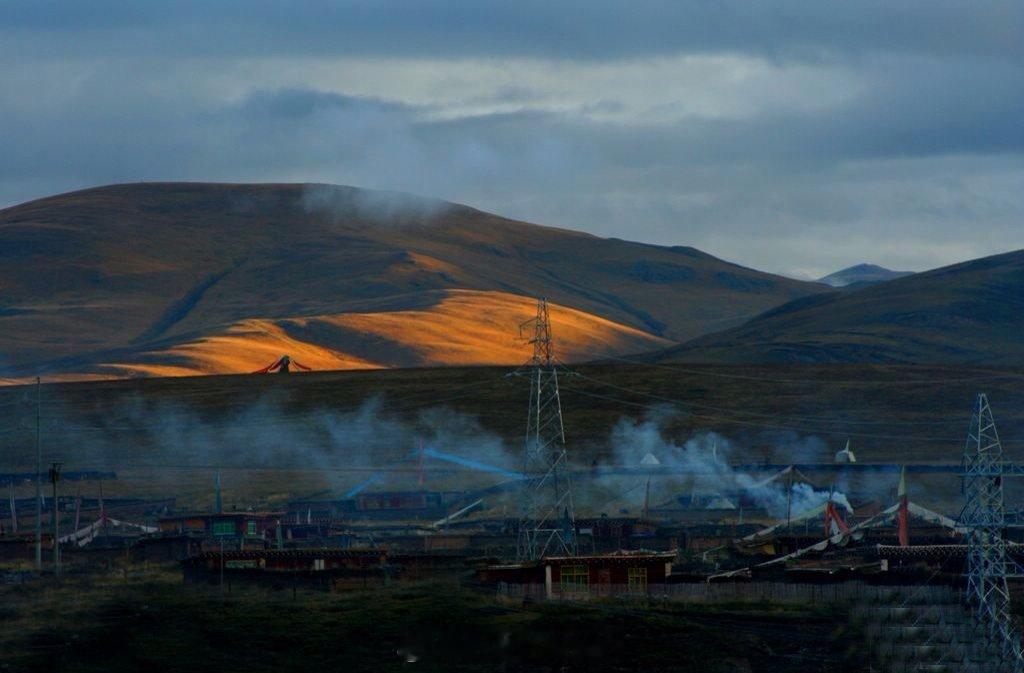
[98,480,108,539]
[785,466,793,535]
[8,481,17,533]
[34,376,42,570]
[214,470,223,514]
[73,482,82,533]
[49,462,61,576]
[515,298,576,562]
[641,476,650,520]
[219,537,225,595]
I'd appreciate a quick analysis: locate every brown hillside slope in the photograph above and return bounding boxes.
[0,182,823,379]
[652,249,1024,364]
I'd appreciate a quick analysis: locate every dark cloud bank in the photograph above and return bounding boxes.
[1,1,1022,276]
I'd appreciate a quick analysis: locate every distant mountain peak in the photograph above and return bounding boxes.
[818,263,912,288]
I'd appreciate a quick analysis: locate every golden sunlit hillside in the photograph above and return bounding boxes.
[83,290,674,378]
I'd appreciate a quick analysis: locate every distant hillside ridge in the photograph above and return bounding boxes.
[652,249,1024,365]
[0,182,824,380]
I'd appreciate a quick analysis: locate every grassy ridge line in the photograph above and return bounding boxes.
[2,362,1022,456]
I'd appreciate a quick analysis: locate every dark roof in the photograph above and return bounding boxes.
[159,511,283,522]
[192,547,386,561]
[488,551,676,570]
[544,551,676,563]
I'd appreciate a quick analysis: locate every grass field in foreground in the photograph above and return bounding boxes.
[0,567,858,673]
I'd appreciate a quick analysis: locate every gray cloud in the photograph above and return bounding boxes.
[2,2,1021,62]
[0,3,1022,277]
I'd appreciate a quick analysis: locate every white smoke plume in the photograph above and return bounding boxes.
[33,393,516,503]
[609,407,852,519]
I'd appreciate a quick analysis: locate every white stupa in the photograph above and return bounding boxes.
[834,439,857,463]
[640,452,661,467]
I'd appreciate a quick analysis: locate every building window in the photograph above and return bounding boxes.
[246,521,257,536]
[212,521,235,536]
[627,567,647,590]
[560,565,589,590]
[313,559,325,571]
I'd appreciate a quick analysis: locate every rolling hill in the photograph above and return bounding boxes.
[654,249,1024,364]
[0,182,823,380]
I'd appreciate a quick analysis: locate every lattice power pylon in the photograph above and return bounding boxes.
[960,393,1024,671]
[515,298,577,562]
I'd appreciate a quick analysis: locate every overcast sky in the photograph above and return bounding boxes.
[1,1,1022,278]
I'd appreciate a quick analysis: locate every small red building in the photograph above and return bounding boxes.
[181,548,390,590]
[132,534,204,563]
[158,512,282,540]
[356,491,439,511]
[482,550,676,598]
[350,491,465,518]
[184,548,387,572]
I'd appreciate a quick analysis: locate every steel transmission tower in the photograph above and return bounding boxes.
[960,393,1024,671]
[515,298,576,562]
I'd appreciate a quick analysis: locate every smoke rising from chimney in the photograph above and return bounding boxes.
[608,406,853,518]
